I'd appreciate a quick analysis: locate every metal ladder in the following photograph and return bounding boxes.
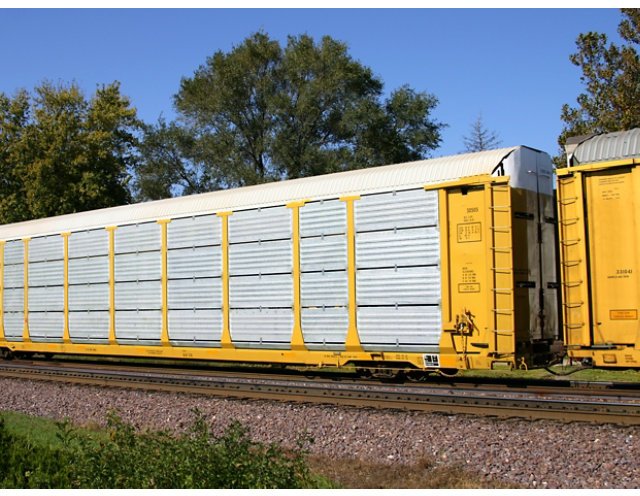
[557,175,587,342]
[488,182,515,358]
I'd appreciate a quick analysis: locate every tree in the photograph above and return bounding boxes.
[0,81,139,223]
[134,32,445,200]
[557,8,640,161]
[462,113,502,152]
[133,118,216,199]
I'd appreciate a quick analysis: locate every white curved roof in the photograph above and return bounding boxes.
[0,146,543,240]
[572,128,640,166]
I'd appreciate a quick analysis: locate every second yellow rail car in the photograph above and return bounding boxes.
[558,128,640,367]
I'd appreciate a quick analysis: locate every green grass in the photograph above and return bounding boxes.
[0,410,107,449]
[457,365,640,382]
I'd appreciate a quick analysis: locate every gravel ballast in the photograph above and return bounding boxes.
[1,377,638,489]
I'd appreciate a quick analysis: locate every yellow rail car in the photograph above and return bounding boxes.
[0,147,558,372]
[558,128,640,367]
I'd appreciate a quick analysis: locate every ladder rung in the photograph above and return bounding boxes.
[559,217,579,225]
[561,239,581,245]
[564,323,585,329]
[492,288,513,292]
[563,302,584,308]
[562,280,583,287]
[559,197,578,205]
[492,309,514,313]
[492,329,514,333]
[561,259,582,266]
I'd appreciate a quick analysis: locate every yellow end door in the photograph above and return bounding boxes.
[584,167,640,345]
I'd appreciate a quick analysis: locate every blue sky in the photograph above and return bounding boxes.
[0,8,624,158]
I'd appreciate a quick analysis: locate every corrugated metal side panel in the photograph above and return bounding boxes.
[300,235,347,272]
[573,128,640,165]
[69,311,109,340]
[230,308,293,347]
[229,275,293,308]
[301,307,348,349]
[299,199,346,237]
[3,312,24,339]
[357,306,441,351]
[168,278,222,309]
[68,256,109,284]
[352,187,441,351]
[0,147,522,240]
[4,240,24,265]
[68,229,108,258]
[228,240,292,276]
[3,264,23,289]
[167,214,221,249]
[29,236,63,262]
[168,309,223,344]
[28,286,64,311]
[356,228,440,268]
[115,281,162,310]
[68,283,109,311]
[27,312,63,340]
[167,246,222,279]
[29,260,64,287]
[3,288,24,312]
[356,267,441,306]
[300,271,348,307]
[115,251,161,281]
[355,189,438,232]
[229,206,292,243]
[115,310,162,342]
[115,222,161,253]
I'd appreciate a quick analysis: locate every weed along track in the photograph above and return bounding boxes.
[2,359,640,425]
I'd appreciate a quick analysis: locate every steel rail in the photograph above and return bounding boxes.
[1,361,640,425]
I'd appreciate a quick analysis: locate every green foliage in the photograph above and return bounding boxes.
[0,80,139,223]
[134,32,444,200]
[0,409,317,489]
[0,417,74,488]
[134,118,212,198]
[557,8,640,163]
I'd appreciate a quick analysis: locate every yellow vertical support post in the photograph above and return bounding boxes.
[217,212,234,349]
[286,200,308,351]
[61,233,71,344]
[0,241,5,344]
[105,226,117,345]
[22,238,31,343]
[157,220,171,347]
[340,195,363,353]
[436,189,452,329]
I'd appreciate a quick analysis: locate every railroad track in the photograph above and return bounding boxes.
[2,360,640,425]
